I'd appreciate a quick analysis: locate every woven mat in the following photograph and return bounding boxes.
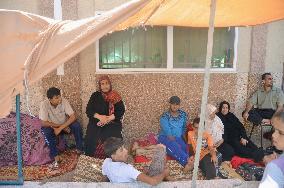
[73,155,205,182]
[0,149,79,181]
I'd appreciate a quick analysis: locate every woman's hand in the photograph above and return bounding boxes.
[240,138,248,146]
[94,114,109,124]
[106,114,115,122]
[211,155,218,166]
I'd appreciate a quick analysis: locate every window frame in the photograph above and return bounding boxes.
[96,26,238,73]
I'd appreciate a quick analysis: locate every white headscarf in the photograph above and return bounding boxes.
[205,104,224,144]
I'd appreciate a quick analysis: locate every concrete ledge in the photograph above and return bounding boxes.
[2,179,260,188]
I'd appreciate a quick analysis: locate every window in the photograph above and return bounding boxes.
[97,26,237,71]
[99,27,167,69]
[173,27,235,69]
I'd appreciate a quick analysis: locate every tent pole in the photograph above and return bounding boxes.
[191,0,216,187]
[0,94,24,185]
[16,94,24,183]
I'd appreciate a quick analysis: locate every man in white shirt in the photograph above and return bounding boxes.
[102,137,169,185]
[40,87,83,168]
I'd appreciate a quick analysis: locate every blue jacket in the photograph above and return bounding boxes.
[159,109,187,137]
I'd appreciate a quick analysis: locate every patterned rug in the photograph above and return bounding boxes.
[0,149,79,181]
[73,155,205,182]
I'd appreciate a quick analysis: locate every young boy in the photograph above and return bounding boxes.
[187,117,217,179]
[102,137,169,186]
[39,87,83,168]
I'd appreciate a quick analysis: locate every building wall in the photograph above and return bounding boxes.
[103,73,237,140]
[234,27,252,118]
[77,1,97,132]
[265,20,284,74]
[2,0,283,142]
[0,0,39,14]
[264,20,284,90]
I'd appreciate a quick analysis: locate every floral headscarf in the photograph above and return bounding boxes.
[98,75,121,105]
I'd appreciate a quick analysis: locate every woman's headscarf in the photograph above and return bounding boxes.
[98,75,112,92]
[205,104,224,144]
[206,104,217,120]
[98,75,121,105]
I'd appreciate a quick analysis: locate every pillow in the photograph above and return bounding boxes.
[72,155,107,182]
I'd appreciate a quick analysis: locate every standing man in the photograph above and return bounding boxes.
[40,87,83,168]
[243,73,284,126]
[158,96,194,173]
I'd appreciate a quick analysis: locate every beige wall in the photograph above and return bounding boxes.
[94,0,129,11]
[237,27,252,73]
[98,73,238,140]
[265,20,284,73]
[0,0,39,14]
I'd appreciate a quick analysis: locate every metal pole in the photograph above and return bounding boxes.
[191,0,216,187]
[16,94,24,183]
[0,94,24,185]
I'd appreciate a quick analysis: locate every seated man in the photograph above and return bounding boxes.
[39,87,83,168]
[158,96,194,173]
[243,73,284,127]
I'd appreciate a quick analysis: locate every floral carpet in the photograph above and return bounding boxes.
[0,150,79,181]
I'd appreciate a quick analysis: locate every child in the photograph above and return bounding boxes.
[259,110,284,188]
[102,137,169,186]
[187,117,217,179]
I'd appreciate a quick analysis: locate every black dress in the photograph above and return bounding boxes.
[217,112,264,162]
[84,91,125,156]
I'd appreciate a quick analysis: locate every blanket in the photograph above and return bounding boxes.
[0,113,51,167]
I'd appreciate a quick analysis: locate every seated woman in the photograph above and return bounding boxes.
[205,104,235,162]
[158,96,194,173]
[216,101,267,163]
[188,117,217,180]
[84,75,125,157]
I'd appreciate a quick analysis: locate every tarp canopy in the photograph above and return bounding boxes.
[1,0,284,117]
[117,0,284,29]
